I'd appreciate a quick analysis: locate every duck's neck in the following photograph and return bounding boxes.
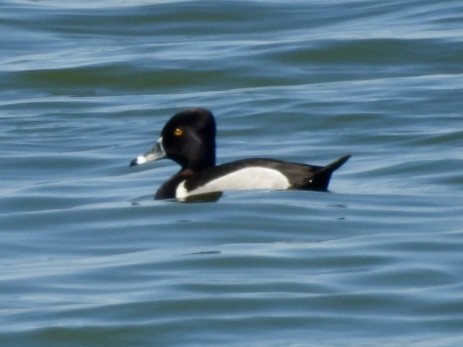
[185,152,215,172]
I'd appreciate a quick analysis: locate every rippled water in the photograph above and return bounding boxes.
[1,1,463,346]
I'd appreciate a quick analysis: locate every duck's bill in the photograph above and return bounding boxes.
[130,137,165,167]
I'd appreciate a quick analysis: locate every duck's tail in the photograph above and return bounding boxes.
[311,154,351,191]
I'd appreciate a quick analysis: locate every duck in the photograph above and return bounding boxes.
[130,108,350,200]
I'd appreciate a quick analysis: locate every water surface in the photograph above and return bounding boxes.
[1,1,463,346]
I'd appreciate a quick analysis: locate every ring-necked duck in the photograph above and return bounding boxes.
[130,108,350,200]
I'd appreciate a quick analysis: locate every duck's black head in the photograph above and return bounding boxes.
[130,108,216,172]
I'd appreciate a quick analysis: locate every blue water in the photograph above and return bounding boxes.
[1,1,463,346]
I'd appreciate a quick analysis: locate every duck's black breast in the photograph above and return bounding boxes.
[154,173,190,200]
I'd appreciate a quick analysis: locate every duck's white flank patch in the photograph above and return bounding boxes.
[175,167,290,199]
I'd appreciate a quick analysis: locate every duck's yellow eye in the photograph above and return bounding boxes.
[173,128,183,137]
